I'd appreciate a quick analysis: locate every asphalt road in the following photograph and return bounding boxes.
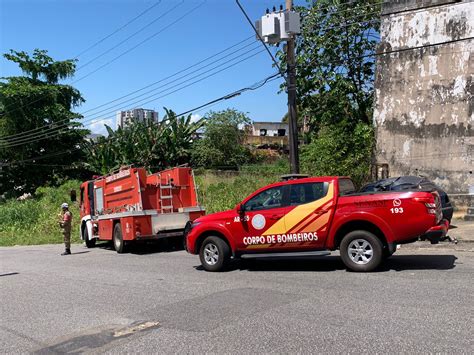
[1,242,473,353]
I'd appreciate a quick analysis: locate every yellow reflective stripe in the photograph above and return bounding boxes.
[299,211,331,233]
[263,183,334,236]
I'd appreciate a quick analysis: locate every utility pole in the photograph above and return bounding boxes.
[237,0,300,173]
[286,0,299,174]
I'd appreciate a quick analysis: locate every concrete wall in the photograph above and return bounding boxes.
[374,0,473,193]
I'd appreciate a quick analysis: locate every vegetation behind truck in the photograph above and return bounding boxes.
[79,166,204,252]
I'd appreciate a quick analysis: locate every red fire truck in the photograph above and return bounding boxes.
[79,166,204,253]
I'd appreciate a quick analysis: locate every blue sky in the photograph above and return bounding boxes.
[1,0,306,135]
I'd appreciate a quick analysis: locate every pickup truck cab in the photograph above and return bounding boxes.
[185,176,449,272]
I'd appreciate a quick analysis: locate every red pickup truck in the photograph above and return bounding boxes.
[185,176,449,272]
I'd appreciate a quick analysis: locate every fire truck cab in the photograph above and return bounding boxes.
[79,166,204,253]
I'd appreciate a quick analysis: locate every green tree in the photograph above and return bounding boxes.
[281,0,380,128]
[301,121,374,188]
[0,49,87,196]
[277,0,379,182]
[84,109,203,174]
[191,109,252,169]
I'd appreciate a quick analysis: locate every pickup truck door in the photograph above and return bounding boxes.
[232,185,291,251]
[278,181,336,250]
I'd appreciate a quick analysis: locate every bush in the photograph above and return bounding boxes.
[191,109,253,169]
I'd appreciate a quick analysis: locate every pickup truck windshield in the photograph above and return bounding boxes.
[339,178,356,196]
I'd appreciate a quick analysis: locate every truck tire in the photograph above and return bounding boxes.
[199,236,230,272]
[83,227,96,248]
[340,230,383,272]
[113,223,127,254]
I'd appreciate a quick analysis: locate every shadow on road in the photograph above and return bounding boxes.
[71,251,90,255]
[195,254,458,273]
[129,239,184,255]
[94,239,184,255]
[380,254,457,272]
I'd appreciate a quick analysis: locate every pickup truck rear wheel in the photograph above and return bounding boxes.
[199,236,230,272]
[340,230,383,272]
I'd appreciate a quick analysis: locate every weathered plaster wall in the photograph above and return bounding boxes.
[374,0,474,193]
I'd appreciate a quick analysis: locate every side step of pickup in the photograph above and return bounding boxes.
[240,250,331,259]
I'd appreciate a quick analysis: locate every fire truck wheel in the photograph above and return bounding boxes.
[84,228,96,248]
[340,230,383,272]
[113,223,127,253]
[199,236,230,272]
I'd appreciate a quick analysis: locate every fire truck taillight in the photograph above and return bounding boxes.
[135,222,141,236]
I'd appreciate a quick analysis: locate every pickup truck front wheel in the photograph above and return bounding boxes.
[199,236,230,272]
[340,230,383,272]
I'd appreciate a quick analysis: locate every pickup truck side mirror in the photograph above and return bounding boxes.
[236,203,245,215]
[70,189,77,202]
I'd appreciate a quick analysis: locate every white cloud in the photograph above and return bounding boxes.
[89,118,115,136]
[190,113,202,123]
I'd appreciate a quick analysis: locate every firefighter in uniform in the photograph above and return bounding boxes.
[58,203,72,255]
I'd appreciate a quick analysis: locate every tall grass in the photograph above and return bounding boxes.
[195,160,288,214]
[0,181,82,246]
[0,161,290,246]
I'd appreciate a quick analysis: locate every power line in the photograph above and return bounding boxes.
[0,0,409,121]
[1,5,385,145]
[1,36,254,141]
[2,72,281,166]
[1,40,256,143]
[3,35,472,148]
[74,1,206,83]
[2,1,469,147]
[235,0,285,78]
[177,73,282,116]
[1,44,263,146]
[1,0,377,117]
[77,1,179,70]
[1,48,267,148]
[74,1,163,58]
[1,0,380,122]
[1,1,204,114]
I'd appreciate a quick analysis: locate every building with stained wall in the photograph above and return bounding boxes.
[374,0,473,194]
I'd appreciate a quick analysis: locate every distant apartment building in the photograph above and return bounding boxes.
[115,108,159,129]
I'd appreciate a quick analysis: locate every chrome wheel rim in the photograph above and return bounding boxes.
[204,243,219,265]
[348,239,373,265]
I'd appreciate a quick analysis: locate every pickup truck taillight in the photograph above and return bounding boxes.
[414,193,442,222]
